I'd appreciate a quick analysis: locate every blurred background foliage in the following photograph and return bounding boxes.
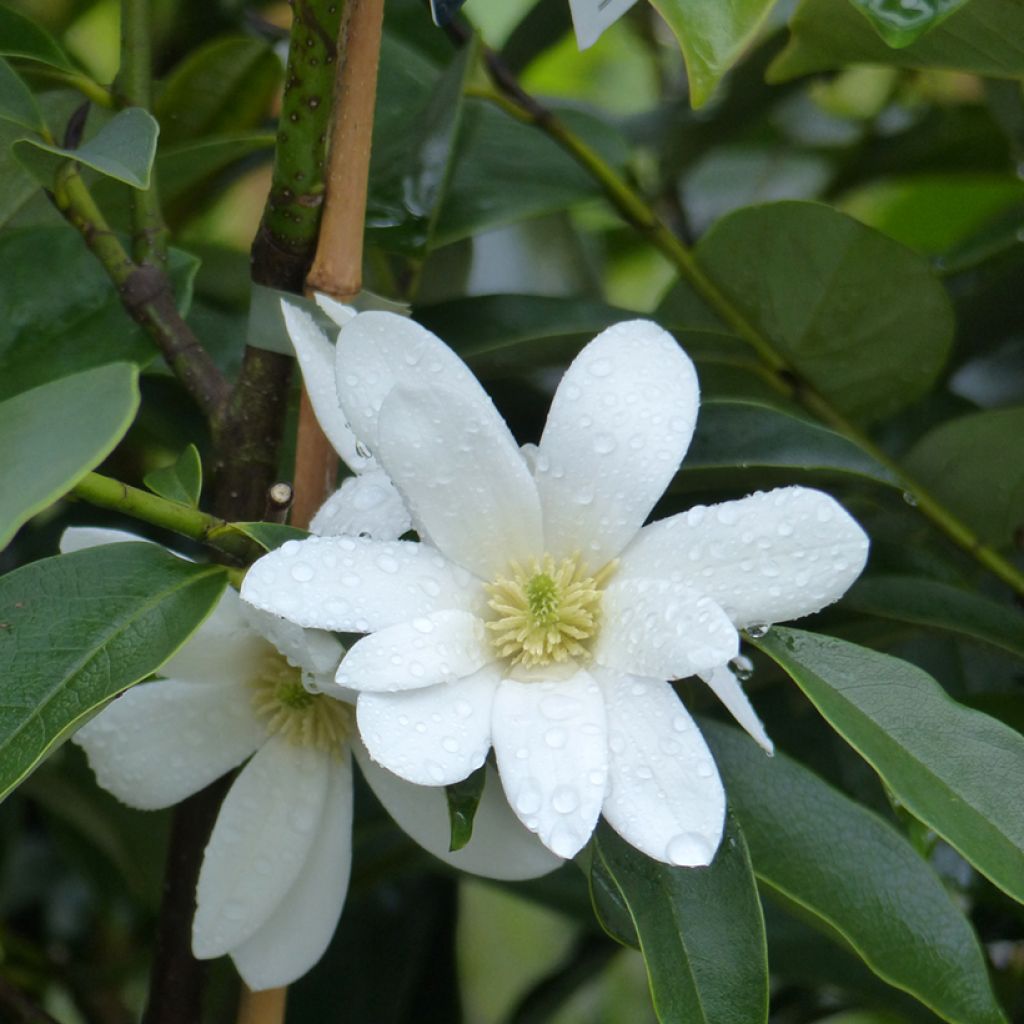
[1,0,1022,1021]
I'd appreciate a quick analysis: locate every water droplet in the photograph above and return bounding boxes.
[376,554,399,573]
[515,785,542,815]
[289,806,316,833]
[902,491,918,507]
[441,736,459,753]
[696,759,714,778]
[454,700,473,719]
[412,617,434,634]
[745,623,770,639]
[589,358,612,378]
[552,786,579,814]
[730,655,754,682]
[593,433,617,455]
[290,562,314,582]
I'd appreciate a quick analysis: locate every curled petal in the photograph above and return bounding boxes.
[699,664,773,754]
[598,673,725,866]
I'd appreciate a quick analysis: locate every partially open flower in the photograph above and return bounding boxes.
[243,312,869,865]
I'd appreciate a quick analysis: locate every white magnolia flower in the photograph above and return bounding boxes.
[67,527,559,990]
[242,312,869,865]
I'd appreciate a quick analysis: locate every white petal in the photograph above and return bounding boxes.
[59,525,149,553]
[282,302,369,471]
[356,665,498,785]
[242,604,342,681]
[309,468,412,541]
[334,311,487,453]
[618,487,870,628]
[160,588,269,687]
[598,673,725,866]
[193,737,329,958]
[492,671,607,860]
[241,536,481,632]
[230,754,353,989]
[314,292,356,328]
[593,578,738,679]
[355,745,563,880]
[699,664,773,754]
[535,321,699,566]
[375,385,543,578]
[74,677,265,810]
[337,611,490,692]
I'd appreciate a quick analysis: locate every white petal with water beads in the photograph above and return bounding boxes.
[310,468,411,541]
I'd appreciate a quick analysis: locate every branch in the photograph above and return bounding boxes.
[448,26,1024,599]
[51,163,229,420]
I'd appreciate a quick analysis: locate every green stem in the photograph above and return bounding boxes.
[115,0,169,266]
[469,83,1024,599]
[70,471,257,564]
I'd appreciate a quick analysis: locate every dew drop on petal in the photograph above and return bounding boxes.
[588,358,612,378]
[290,562,314,582]
[552,786,579,814]
[745,623,770,639]
[544,726,567,749]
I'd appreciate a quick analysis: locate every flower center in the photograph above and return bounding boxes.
[250,651,353,753]
[485,554,615,669]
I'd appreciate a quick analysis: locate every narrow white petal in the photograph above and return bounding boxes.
[375,385,543,578]
[492,671,607,860]
[334,311,486,453]
[593,578,738,679]
[309,468,411,541]
[230,754,353,989]
[242,604,343,680]
[699,664,773,754]
[598,673,725,866]
[193,737,329,958]
[314,292,356,328]
[282,302,369,471]
[74,677,265,810]
[535,321,699,566]
[60,525,147,553]
[618,487,870,628]
[356,665,498,785]
[355,745,563,880]
[337,611,490,692]
[241,536,481,632]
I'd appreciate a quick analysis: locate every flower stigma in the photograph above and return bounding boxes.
[485,554,616,670]
[250,650,352,752]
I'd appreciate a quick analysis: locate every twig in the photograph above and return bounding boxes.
[236,986,288,1024]
[447,26,1024,599]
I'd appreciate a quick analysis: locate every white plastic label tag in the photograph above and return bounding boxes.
[568,0,640,49]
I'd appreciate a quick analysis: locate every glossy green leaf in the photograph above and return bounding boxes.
[143,444,202,508]
[0,227,197,400]
[158,132,274,207]
[0,543,226,802]
[905,407,1024,548]
[772,0,1024,81]
[0,5,75,71]
[845,575,1024,660]
[648,0,780,107]
[695,202,954,422]
[154,36,282,146]
[755,628,1024,905]
[850,0,970,47]
[0,57,43,132]
[0,364,139,549]
[590,819,768,1024]
[0,117,38,227]
[681,399,900,487]
[232,522,310,552]
[705,720,1008,1024]
[367,39,475,258]
[15,107,159,188]
[445,763,486,852]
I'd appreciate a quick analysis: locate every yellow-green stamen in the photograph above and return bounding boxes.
[250,651,352,752]
[485,554,616,669]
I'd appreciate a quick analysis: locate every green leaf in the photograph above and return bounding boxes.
[158,132,274,207]
[0,543,227,802]
[844,574,1024,660]
[680,399,900,487]
[705,720,1008,1024]
[755,627,1024,905]
[647,0,780,107]
[367,39,475,258]
[0,5,75,71]
[0,364,139,549]
[15,107,159,188]
[695,201,954,423]
[0,57,44,132]
[771,0,1024,81]
[0,117,38,227]
[154,36,282,146]
[590,819,768,1024]
[905,407,1024,548]
[850,0,970,48]
[445,763,486,852]
[232,522,310,552]
[143,444,202,508]
[0,227,198,400]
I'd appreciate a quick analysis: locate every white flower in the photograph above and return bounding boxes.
[67,527,559,990]
[242,313,869,865]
